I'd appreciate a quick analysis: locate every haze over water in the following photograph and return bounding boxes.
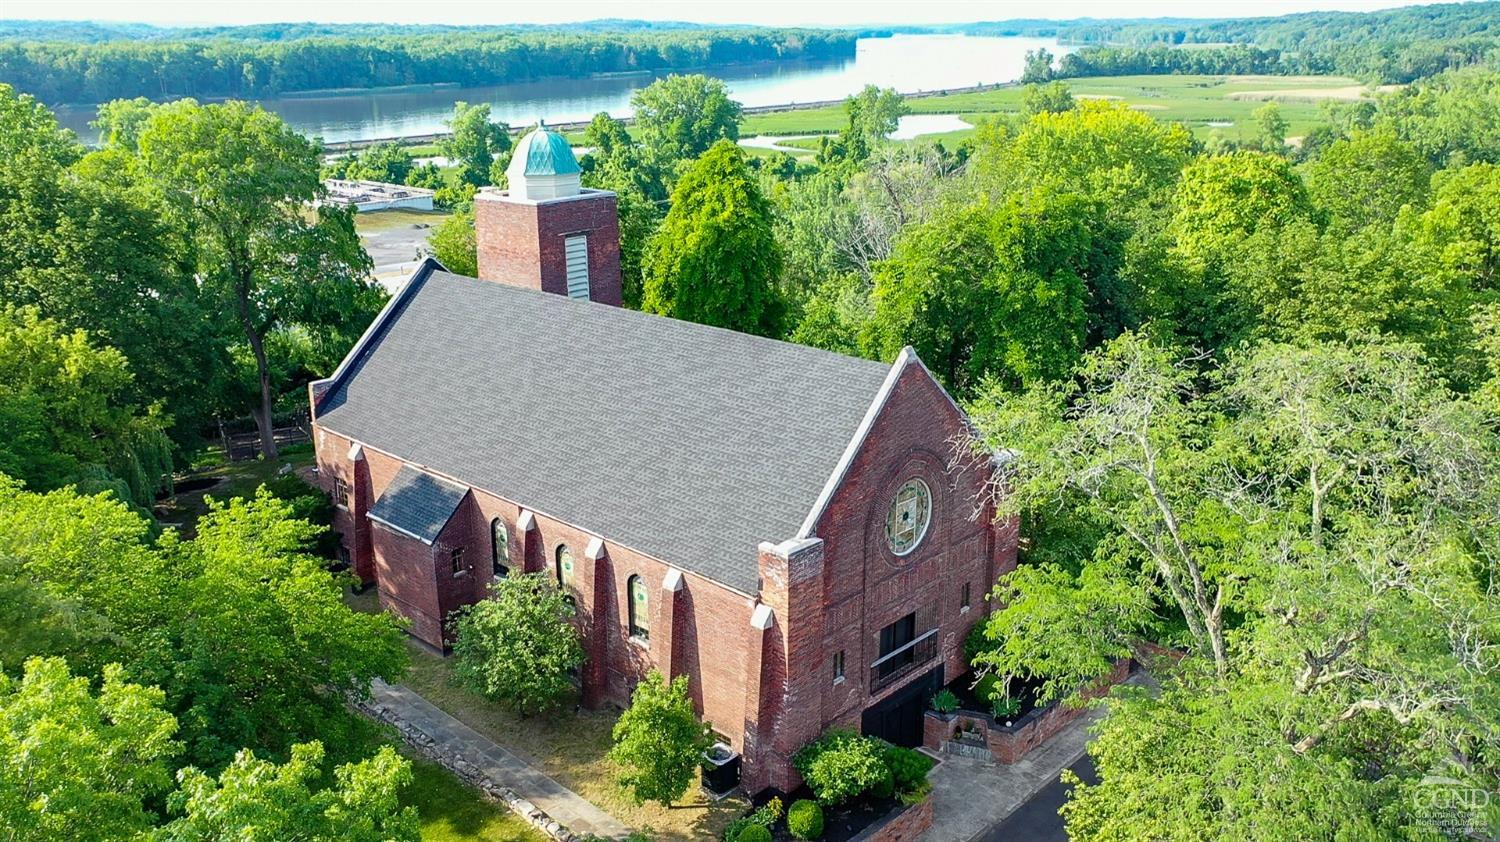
[54,34,1070,144]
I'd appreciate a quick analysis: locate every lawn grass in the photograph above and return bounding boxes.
[746,74,1375,149]
[353,206,453,234]
[346,589,745,841]
[158,446,317,535]
[404,755,550,842]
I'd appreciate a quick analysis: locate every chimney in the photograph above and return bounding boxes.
[473,126,622,307]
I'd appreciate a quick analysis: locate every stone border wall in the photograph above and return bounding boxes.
[923,659,1133,765]
[353,696,587,842]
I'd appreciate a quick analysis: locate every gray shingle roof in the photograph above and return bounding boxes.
[367,464,470,544]
[316,262,894,593]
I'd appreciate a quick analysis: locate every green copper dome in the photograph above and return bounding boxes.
[516,127,581,176]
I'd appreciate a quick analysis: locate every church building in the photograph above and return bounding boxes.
[309,127,1017,794]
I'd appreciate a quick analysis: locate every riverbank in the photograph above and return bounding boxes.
[320,81,1016,152]
[330,73,1377,156]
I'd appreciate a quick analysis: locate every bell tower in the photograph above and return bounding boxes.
[473,126,622,307]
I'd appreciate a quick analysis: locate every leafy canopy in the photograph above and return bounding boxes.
[449,572,585,715]
[642,140,784,336]
[609,671,710,807]
[0,657,180,842]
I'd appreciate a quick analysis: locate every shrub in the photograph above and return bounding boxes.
[724,798,783,841]
[793,729,889,805]
[974,672,1003,705]
[898,779,933,806]
[882,745,934,794]
[992,695,1023,720]
[449,574,584,714]
[963,621,991,666]
[738,825,772,842]
[787,799,825,840]
[929,688,959,713]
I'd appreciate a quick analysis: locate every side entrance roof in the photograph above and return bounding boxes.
[367,464,470,545]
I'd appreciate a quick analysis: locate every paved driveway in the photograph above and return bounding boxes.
[976,756,1097,842]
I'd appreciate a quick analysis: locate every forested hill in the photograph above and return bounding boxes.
[934,2,1500,46]
[0,25,856,104]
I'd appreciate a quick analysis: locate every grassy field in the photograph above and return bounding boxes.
[744,73,1378,146]
[346,588,745,840]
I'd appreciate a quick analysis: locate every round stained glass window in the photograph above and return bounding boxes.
[885,479,932,556]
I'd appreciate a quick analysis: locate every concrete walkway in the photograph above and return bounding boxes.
[369,680,633,840]
[920,673,1153,842]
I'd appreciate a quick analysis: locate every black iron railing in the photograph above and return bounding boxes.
[869,629,938,693]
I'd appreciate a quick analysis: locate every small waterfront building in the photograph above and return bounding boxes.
[309,127,1016,794]
[322,179,436,212]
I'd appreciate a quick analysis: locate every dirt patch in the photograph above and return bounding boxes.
[1226,84,1400,103]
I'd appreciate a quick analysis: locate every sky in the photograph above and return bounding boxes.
[0,0,1450,28]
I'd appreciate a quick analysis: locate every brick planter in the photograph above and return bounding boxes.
[851,795,933,842]
[923,658,1132,764]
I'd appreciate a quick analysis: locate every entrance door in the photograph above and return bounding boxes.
[862,665,943,747]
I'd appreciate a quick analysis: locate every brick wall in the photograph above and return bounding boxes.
[475,191,621,306]
[853,796,933,842]
[314,425,759,748]
[800,362,1017,747]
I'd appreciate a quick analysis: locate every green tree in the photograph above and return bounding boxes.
[641,140,783,336]
[833,85,908,162]
[340,142,416,184]
[93,96,157,151]
[1021,81,1076,117]
[0,657,180,842]
[1304,129,1432,230]
[1252,101,1289,154]
[866,192,1095,395]
[1021,47,1055,83]
[441,102,511,188]
[449,573,584,715]
[138,100,379,458]
[0,86,222,451]
[967,334,1500,838]
[0,481,409,771]
[429,210,477,276]
[0,306,172,507]
[630,74,742,169]
[973,100,1194,215]
[609,672,710,807]
[580,112,665,306]
[157,741,419,842]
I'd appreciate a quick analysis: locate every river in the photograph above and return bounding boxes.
[53,34,1069,144]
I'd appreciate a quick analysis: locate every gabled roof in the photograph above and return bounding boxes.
[367,465,470,545]
[314,261,894,593]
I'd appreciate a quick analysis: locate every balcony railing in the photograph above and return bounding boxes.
[869,629,938,693]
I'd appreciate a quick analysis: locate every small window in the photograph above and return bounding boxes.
[833,650,846,683]
[961,582,972,611]
[491,518,510,578]
[450,546,466,577]
[332,476,350,509]
[564,235,590,300]
[627,575,649,640]
[555,544,575,589]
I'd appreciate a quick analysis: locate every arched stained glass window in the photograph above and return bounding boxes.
[627,575,649,640]
[491,518,509,578]
[555,544,575,589]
